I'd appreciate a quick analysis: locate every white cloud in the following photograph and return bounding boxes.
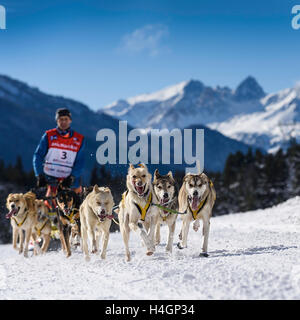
[119,24,170,57]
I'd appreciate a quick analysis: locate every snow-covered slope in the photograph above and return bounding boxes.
[0,197,299,300]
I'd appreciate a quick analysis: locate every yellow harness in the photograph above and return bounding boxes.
[65,208,79,224]
[122,190,153,221]
[34,219,48,236]
[134,192,152,221]
[189,180,216,220]
[121,190,128,208]
[12,210,28,227]
[188,196,208,220]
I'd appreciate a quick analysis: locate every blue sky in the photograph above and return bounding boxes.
[0,0,299,110]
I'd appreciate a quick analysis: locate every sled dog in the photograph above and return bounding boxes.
[31,199,52,254]
[56,185,81,257]
[5,192,37,257]
[177,172,216,257]
[118,163,159,261]
[152,169,178,253]
[80,185,115,261]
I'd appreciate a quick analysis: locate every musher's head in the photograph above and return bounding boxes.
[55,108,72,131]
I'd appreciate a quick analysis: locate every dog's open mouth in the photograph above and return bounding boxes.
[63,208,72,216]
[134,183,145,196]
[189,196,200,211]
[160,197,169,214]
[97,214,106,222]
[6,207,19,219]
[160,197,169,205]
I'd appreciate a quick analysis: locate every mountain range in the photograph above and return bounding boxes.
[102,76,300,153]
[0,74,262,182]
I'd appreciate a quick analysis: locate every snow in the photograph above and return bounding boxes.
[0,197,299,300]
[208,85,300,152]
[101,79,300,152]
[104,81,187,115]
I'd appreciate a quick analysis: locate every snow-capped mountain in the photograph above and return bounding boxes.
[209,84,300,153]
[101,76,300,152]
[101,76,266,129]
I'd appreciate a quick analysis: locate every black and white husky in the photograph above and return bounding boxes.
[152,169,178,253]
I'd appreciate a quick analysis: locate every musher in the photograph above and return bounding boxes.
[33,108,85,209]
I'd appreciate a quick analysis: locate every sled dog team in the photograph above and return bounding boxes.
[5,164,216,261]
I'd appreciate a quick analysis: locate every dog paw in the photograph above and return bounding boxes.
[200,252,209,257]
[146,251,154,256]
[177,242,186,250]
[91,249,98,254]
[166,247,172,253]
[125,253,131,262]
[85,255,91,262]
[100,254,106,260]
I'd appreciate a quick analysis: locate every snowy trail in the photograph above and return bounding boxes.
[0,197,299,300]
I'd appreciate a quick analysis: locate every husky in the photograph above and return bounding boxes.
[5,192,37,258]
[117,163,159,261]
[177,172,216,257]
[152,169,178,253]
[31,199,52,254]
[80,185,115,261]
[56,185,81,257]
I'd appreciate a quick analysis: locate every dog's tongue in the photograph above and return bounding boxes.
[161,198,169,204]
[191,196,199,211]
[6,208,18,219]
[136,185,144,195]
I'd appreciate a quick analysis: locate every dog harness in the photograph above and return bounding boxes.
[188,180,215,220]
[44,128,83,178]
[34,219,48,236]
[121,190,128,208]
[188,196,208,220]
[122,189,153,221]
[161,214,168,222]
[64,208,80,224]
[12,208,29,227]
[133,192,152,221]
